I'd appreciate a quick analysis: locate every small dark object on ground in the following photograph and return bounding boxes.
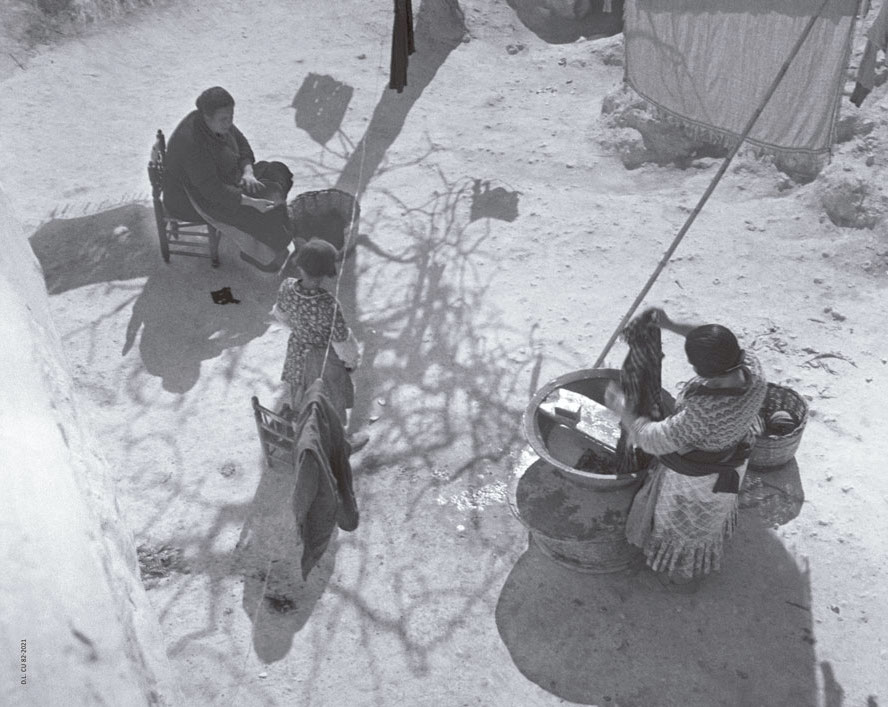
[211,286,240,305]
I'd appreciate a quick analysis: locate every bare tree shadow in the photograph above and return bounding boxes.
[504,0,624,45]
[339,170,562,492]
[496,510,819,706]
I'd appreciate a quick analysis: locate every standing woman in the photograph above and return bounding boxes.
[163,86,295,271]
[606,309,767,588]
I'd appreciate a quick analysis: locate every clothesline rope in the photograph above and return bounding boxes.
[318,19,384,383]
[592,0,832,369]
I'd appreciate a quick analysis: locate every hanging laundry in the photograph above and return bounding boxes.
[615,309,664,475]
[291,378,359,579]
[390,0,416,93]
[852,0,888,106]
[624,0,858,159]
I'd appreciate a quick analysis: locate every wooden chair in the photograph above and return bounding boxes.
[148,129,221,267]
[251,396,298,469]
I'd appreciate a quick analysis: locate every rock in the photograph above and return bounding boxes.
[834,114,876,144]
[816,171,885,229]
[599,86,728,169]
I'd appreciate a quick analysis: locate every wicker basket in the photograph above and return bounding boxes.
[749,383,808,469]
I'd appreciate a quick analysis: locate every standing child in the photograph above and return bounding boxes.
[272,240,366,447]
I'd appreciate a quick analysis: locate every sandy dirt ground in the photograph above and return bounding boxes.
[2,0,887,705]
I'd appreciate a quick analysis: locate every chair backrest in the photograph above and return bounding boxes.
[147,129,166,199]
[251,396,299,468]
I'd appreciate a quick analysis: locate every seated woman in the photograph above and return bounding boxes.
[606,309,767,589]
[163,86,294,272]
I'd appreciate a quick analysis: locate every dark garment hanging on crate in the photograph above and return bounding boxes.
[291,379,359,579]
[616,309,665,475]
[390,0,416,92]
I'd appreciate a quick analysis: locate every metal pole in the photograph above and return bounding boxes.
[593,0,832,368]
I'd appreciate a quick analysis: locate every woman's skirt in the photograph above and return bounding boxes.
[286,345,354,423]
[625,459,748,579]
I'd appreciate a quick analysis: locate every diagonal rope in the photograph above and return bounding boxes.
[592,0,832,368]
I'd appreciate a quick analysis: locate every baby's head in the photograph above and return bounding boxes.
[290,238,338,282]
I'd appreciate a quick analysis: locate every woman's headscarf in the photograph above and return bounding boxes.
[684,324,744,377]
[195,86,235,115]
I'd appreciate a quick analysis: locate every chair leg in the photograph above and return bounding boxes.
[157,219,170,263]
[210,228,221,268]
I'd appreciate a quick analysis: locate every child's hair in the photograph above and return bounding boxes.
[291,239,338,278]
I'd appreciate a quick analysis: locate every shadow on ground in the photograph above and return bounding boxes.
[236,456,338,663]
[29,203,280,394]
[496,459,821,706]
[29,203,157,294]
[120,253,278,394]
[504,0,624,44]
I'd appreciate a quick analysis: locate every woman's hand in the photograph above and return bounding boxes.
[240,165,263,195]
[649,307,670,328]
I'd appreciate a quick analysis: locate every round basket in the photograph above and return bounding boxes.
[288,188,360,250]
[749,383,808,469]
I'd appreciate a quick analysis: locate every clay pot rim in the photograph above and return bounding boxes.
[522,367,675,484]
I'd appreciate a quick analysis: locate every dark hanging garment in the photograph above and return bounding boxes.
[291,379,359,579]
[615,309,665,475]
[390,0,415,93]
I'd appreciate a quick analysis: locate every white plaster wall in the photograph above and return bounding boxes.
[0,187,180,706]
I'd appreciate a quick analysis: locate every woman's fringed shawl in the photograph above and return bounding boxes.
[390,0,415,93]
[616,309,665,474]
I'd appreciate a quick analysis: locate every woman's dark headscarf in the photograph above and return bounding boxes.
[685,324,744,377]
[195,86,235,116]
